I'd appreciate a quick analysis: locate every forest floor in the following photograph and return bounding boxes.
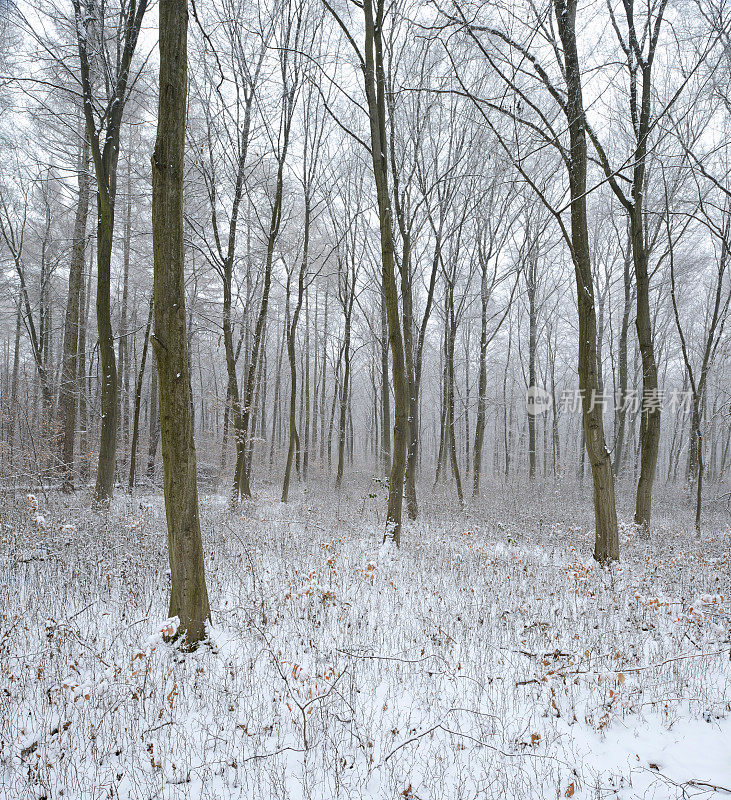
[0,476,729,800]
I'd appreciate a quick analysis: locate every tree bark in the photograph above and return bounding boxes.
[152,0,210,646]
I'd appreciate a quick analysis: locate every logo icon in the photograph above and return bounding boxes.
[526,385,552,416]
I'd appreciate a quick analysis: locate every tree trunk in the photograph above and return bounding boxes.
[335,263,354,489]
[147,362,159,480]
[472,276,489,495]
[503,323,512,479]
[328,347,341,470]
[464,328,470,477]
[303,288,311,481]
[8,302,21,466]
[632,204,660,533]
[282,200,310,502]
[446,312,463,504]
[320,289,328,463]
[93,190,119,504]
[399,233,419,519]
[527,257,537,480]
[78,251,92,484]
[118,160,132,457]
[613,239,632,474]
[152,0,210,646]
[558,0,619,561]
[128,295,153,491]
[58,135,91,491]
[310,290,319,470]
[361,0,408,544]
[380,289,391,474]
[269,323,285,468]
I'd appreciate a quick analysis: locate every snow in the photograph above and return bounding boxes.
[0,482,728,799]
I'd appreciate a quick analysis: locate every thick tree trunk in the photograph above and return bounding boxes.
[152,0,210,646]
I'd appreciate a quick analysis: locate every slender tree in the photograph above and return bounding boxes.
[57,134,91,492]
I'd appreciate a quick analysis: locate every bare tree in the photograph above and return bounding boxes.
[235,0,304,501]
[325,0,409,543]
[668,186,730,533]
[446,0,620,560]
[72,0,148,504]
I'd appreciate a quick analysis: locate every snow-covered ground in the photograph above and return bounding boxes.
[1,478,729,799]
